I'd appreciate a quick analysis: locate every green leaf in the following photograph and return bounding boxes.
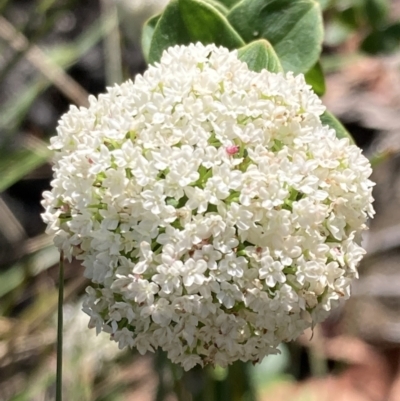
[336,6,362,30]
[361,22,400,55]
[320,111,354,143]
[305,61,325,96]
[179,0,245,47]
[148,0,191,65]
[364,0,389,29]
[141,14,161,62]
[316,0,330,10]
[148,0,244,64]
[238,39,283,73]
[228,0,324,73]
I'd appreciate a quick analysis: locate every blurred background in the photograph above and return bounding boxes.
[1,0,400,400]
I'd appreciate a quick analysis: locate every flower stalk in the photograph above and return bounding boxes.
[56,252,64,401]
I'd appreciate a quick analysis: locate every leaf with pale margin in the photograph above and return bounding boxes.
[316,0,329,10]
[217,0,241,8]
[305,61,325,96]
[179,0,244,47]
[320,111,355,143]
[202,0,229,14]
[148,0,244,64]
[228,0,323,73]
[238,39,283,73]
[148,0,191,65]
[142,14,161,63]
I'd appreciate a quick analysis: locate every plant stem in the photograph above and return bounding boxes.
[171,363,192,401]
[308,326,328,377]
[56,252,64,401]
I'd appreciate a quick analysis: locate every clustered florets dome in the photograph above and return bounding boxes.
[42,43,374,370]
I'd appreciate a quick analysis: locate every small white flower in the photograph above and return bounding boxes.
[193,244,222,270]
[184,186,211,213]
[205,164,243,203]
[112,327,135,349]
[216,282,243,309]
[141,182,166,214]
[130,278,159,304]
[259,255,286,287]
[151,298,173,326]
[219,252,248,278]
[226,202,254,231]
[152,261,182,295]
[133,241,153,274]
[181,258,207,287]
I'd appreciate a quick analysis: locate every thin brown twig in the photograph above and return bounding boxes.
[100,0,123,86]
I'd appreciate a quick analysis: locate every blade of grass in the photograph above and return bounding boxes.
[0,79,48,135]
[0,245,58,314]
[0,135,52,193]
[0,265,25,298]
[0,235,56,303]
[15,275,87,335]
[49,10,119,66]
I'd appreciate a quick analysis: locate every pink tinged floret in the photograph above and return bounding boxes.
[226,145,240,155]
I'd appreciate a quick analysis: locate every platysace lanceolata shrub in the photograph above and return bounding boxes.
[42,43,374,371]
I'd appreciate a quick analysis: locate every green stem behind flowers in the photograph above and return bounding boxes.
[227,362,256,401]
[56,252,64,401]
[171,363,192,401]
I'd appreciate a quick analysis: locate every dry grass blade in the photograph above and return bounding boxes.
[22,234,55,255]
[0,196,26,243]
[0,12,116,136]
[0,15,89,107]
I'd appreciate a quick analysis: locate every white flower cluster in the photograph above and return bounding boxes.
[42,43,374,370]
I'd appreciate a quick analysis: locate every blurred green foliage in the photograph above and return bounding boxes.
[323,0,400,54]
